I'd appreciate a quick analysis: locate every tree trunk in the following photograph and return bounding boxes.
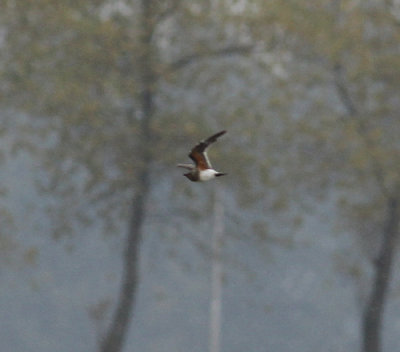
[209,188,224,352]
[333,63,400,352]
[100,1,155,351]
[100,172,151,352]
[362,198,399,352]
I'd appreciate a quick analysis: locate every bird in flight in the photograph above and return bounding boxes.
[177,130,227,182]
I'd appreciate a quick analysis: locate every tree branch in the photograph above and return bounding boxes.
[154,0,182,24]
[169,44,254,72]
[332,63,390,197]
[333,63,358,116]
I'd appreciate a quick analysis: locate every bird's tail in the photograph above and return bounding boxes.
[215,173,227,177]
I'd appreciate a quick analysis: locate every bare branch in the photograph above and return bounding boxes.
[155,0,182,24]
[332,63,390,197]
[169,44,254,72]
[333,63,358,116]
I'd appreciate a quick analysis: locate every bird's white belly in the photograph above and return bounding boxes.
[199,169,217,181]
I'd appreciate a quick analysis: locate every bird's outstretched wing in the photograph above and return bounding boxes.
[189,130,226,170]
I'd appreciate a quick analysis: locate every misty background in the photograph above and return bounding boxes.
[1,1,400,352]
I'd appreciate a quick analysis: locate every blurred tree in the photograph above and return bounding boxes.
[0,1,255,351]
[0,117,24,267]
[250,1,400,351]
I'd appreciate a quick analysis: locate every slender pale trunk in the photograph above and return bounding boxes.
[209,188,224,352]
[362,198,399,352]
[100,1,155,352]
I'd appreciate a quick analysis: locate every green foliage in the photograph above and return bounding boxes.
[254,0,400,200]
[0,0,275,238]
[2,0,398,245]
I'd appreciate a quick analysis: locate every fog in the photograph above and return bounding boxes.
[1,1,400,352]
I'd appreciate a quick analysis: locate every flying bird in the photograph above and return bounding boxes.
[177,130,227,182]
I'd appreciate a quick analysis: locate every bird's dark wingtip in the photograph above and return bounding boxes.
[209,130,227,140]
